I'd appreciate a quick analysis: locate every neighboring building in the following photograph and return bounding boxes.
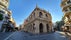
[0,0,16,32]
[18,24,23,30]
[23,6,52,34]
[9,17,16,28]
[61,0,71,32]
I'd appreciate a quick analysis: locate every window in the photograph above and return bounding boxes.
[39,12,42,18]
[62,2,66,6]
[0,10,5,14]
[5,16,10,19]
[63,3,66,5]
[33,13,35,17]
[33,23,35,26]
[64,9,68,12]
[45,14,48,17]
[67,0,71,4]
[69,7,71,10]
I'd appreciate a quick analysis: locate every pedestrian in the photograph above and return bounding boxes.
[54,28,57,32]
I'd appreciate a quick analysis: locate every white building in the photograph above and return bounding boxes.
[0,0,16,32]
[23,6,52,34]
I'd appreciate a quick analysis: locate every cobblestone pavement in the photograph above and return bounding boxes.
[0,32,13,40]
[4,31,68,40]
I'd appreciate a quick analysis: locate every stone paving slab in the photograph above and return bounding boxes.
[6,31,68,40]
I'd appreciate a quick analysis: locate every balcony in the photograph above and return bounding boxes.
[62,3,71,10]
[61,1,66,7]
[64,23,71,26]
[64,10,71,16]
[5,14,10,19]
[0,1,8,8]
[68,19,71,22]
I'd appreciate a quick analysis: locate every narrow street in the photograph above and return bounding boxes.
[3,31,68,40]
[0,32,13,40]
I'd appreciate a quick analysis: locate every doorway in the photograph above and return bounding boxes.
[39,23,43,33]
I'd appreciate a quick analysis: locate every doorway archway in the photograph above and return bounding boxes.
[39,23,43,33]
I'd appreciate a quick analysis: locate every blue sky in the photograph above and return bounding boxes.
[9,0,63,26]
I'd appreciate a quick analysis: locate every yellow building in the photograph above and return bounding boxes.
[0,0,9,8]
[23,6,52,34]
[10,17,16,27]
[61,0,71,32]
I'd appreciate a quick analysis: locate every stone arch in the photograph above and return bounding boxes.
[39,23,43,33]
[39,12,42,18]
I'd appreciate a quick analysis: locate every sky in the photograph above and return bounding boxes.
[9,0,63,27]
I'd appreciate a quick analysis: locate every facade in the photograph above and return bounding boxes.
[23,6,52,34]
[9,17,16,28]
[0,0,16,32]
[61,0,71,32]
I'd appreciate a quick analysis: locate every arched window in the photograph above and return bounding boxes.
[33,13,35,17]
[45,14,48,17]
[39,12,42,18]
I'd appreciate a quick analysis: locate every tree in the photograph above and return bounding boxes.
[55,20,64,31]
[0,14,3,21]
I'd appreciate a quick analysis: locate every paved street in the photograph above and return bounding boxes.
[0,32,13,40]
[3,31,68,40]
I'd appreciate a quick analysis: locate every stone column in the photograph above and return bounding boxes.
[34,21,39,34]
[43,23,47,33]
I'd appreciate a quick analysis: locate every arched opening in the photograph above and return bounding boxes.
[39,23,43,33]
[46,24,49,32]
[39,12,42,18]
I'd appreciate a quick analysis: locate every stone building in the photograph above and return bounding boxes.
[0,0,16,32]
[23,6,52,34]
[61,0,71,32]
